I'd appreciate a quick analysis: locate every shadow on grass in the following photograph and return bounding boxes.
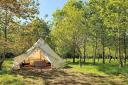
[11,67,127,85]
[1,66,128,85]
[1,59,128,85]
[15,68,92,85]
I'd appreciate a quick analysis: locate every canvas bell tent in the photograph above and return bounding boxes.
[12,38,64,70]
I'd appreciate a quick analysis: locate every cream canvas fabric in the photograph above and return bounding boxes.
[12,38,64,70]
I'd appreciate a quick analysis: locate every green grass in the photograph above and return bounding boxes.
[0,58,128,85]
[65,58,128,76]
[0,59,45,85]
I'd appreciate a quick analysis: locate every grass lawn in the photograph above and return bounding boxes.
[65,58,128,75]
[0,59,45,85]
[0,58,128,85]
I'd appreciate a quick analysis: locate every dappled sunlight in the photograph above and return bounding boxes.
[0,59,128,85]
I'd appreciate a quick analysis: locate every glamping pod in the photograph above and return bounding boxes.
[12,38,64,70]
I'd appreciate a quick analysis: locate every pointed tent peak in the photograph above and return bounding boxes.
[26,38,45,53]
[37,38,45,43]
[35,38,46,46]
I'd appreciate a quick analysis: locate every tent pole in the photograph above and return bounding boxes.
[40,49,42,71]
[40,49,41,60]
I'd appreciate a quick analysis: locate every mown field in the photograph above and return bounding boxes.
[0,58,128,85]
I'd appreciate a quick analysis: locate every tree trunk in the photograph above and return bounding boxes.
[73,56,75,63]
[93,38,97,64]
[97,48,100,62]
[118,29,123,67]
[102,43,105,64]
[114,48,116,61]
[83,41,86,63]
[123,32,127,65]
[0,52,5,70]
[79,55,82,67]
[102,27,105,64]
[0,7,8,70]
[76,46,82,67]
[114,33,117,61]
[0,61,3,70]
[73,48,75,63]
[109,48,112,63]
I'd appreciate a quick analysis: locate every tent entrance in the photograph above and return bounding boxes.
[21,60,51,69]
[21,49,51,69]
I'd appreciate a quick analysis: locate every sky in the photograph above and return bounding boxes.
[38,0,67,20]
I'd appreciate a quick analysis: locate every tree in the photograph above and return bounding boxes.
[101,0,128,67]
[51,0,86,64]
[0,0,39,70]
[49,0,128,67]
[86,0,108,64]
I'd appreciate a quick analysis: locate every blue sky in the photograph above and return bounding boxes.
[38,0,67,20]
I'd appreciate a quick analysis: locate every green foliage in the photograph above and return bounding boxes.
[7,18,50,54]
[51,0,86,56]
[0,0,39,69]
[51,0,128,67]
